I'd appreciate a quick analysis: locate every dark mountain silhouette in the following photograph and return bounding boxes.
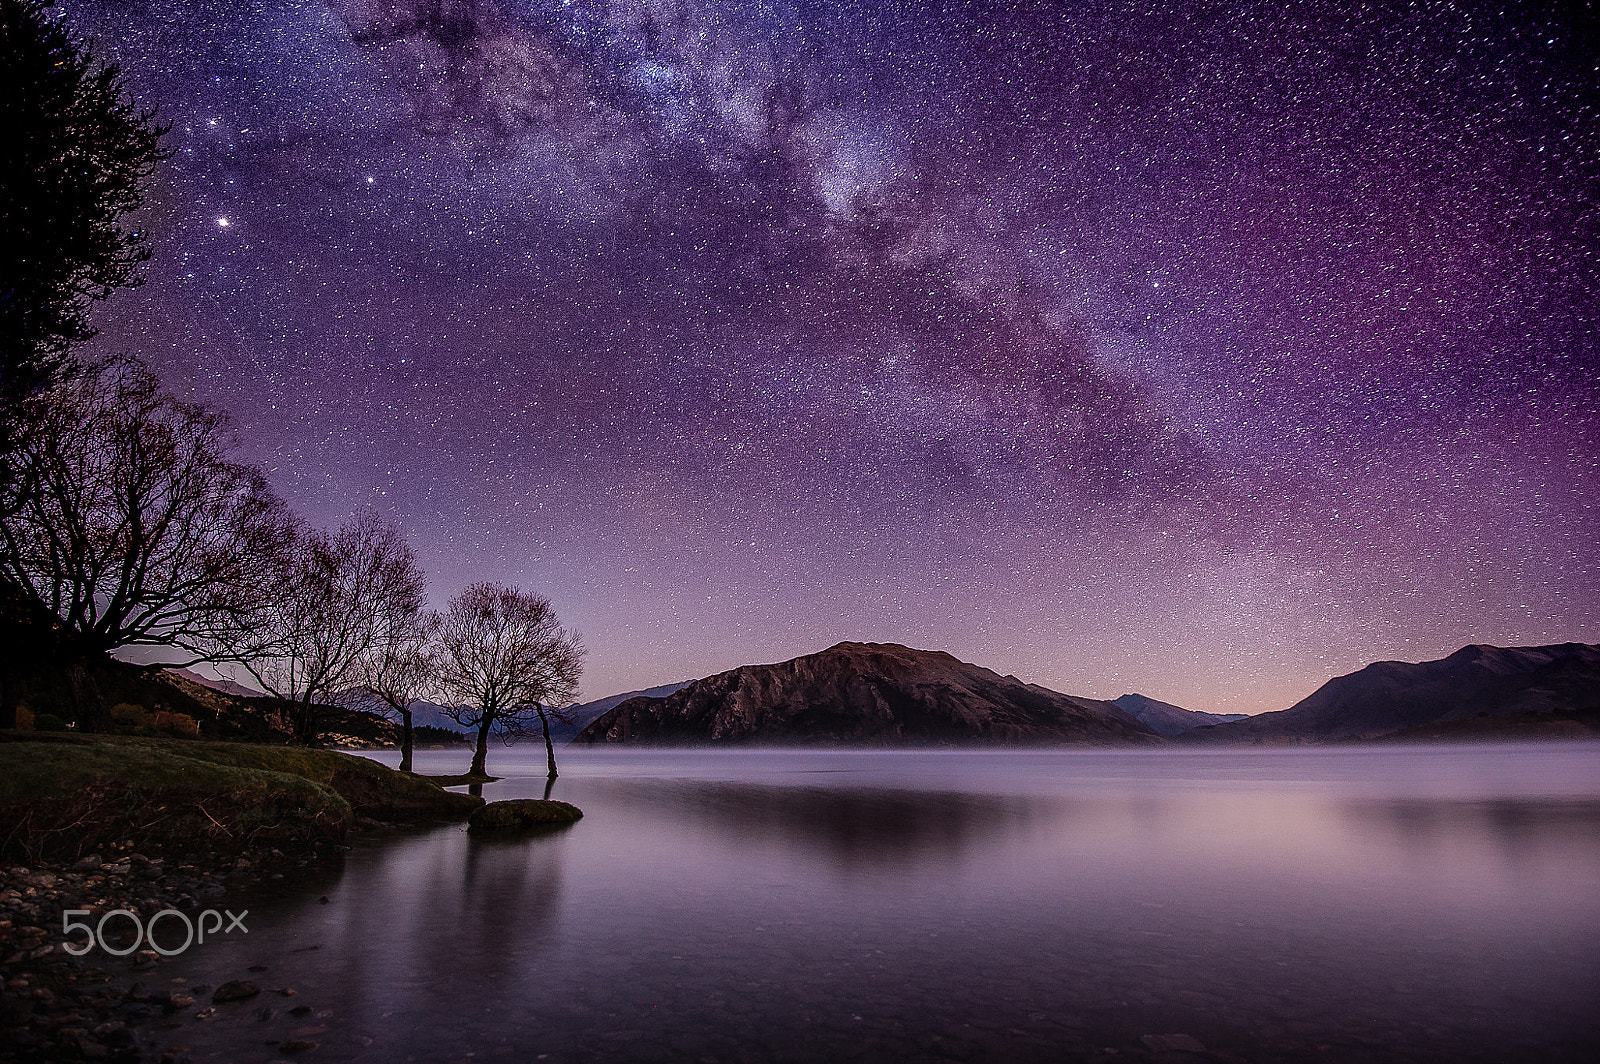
[1112,694,1248,736]
[1183,643,1600,743]
[1364,712,1600,743]
[574,642,1163,746]
[548,681,694,742]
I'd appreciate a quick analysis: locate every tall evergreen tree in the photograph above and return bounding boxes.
[0,0,168,468]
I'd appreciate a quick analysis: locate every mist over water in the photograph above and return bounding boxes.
[152,746,1600,1063]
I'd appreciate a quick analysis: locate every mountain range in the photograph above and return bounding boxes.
[547,681,696,742]
[164,641,1600,749]
[574,641,1163,745]
[1111,694,1248,736]
[1182,642,1600,743]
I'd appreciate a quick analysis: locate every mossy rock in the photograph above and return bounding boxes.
[0,738,353,861]
[467,799,583,832]
[0,734,484,862]
[158,740,485,819]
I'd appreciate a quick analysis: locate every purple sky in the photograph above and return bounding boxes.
[72,0,1596,712]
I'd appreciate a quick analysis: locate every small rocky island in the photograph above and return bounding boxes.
[468,799,583,831]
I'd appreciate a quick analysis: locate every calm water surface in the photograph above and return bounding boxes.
[148,745,1600,1063]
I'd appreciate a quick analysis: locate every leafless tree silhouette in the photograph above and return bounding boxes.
[434,583,583,779]
[220,512,426,745]
[0,356,296,728]
[358,610,441,771]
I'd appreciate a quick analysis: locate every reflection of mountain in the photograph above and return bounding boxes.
[596,779,1050,869]
[1185,643,1600,743]
[1113,694,1247,736]
[1342,798,1600,863]
[576,642,1161,745]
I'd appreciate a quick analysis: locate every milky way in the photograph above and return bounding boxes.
[71,0,1597,710]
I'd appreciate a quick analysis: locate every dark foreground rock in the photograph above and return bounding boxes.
[575,641,1163,746]
[467,799,583,831]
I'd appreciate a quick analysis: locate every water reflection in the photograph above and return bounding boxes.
[140,747,1600,1064]
[453,829,568,973]
[1345,796,1600,849]
[591,779,1047,868]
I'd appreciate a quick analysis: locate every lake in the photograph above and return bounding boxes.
[143,745,1600,1063]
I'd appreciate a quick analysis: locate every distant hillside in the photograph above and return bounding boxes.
[4,648,284,742]
[549,681,694,743]
[328,683,700,745]
[169,667,267,700]
[350,695,459,732]
[0,580,395,745]
[1112,694,1248,736]
[1184,643,1600,743]
[574,642,1163,746]
[1363,711,1600,743]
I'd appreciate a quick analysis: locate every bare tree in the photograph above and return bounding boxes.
[0,356,297,657]
[435,583,584,780]
[221,513,426,745]
[0,356,296,728]
[358,610,441,772]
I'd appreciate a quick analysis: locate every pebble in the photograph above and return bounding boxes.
[1141,1032,1207,1053]
[212,980,261,1003]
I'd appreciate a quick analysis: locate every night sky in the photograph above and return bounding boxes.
[67,0,1597,712]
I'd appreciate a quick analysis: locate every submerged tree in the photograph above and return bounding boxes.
[0,0,168,486]
[358,610,440,772]
[435,583,584,780]
[221,513,427,745]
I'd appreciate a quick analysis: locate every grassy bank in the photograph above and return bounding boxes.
[0,733,482,863]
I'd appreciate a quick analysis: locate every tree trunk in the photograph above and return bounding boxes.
[0,671,16,730]
[292,694,318,746]
[0,574,53,729]
[64,658,110,733]
[399,707,414,772]
[536,704,558,779]
[470,716,491,777]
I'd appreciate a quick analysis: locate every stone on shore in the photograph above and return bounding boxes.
[213,980,261,1003]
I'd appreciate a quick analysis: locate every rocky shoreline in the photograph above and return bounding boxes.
[1,844,341,1063]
